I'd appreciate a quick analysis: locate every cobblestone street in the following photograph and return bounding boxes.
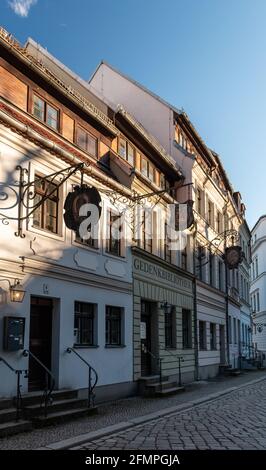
[75,378,266,450]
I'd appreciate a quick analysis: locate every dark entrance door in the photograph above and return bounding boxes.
[219,324,226,365]
[141,301,152,377]
[28,297,53,391]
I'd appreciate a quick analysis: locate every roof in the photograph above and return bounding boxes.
[89,60,183,115]
[0,27,118,136]
[251,215,266,233]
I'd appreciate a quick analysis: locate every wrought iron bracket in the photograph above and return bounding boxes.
[0,162,86,238]
[195,229,241,270]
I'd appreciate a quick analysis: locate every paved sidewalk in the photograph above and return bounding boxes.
[0,369,266,449]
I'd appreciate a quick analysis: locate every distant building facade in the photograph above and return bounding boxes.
[251,216,266,354]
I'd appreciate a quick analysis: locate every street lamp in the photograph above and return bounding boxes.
[0,279,26,303]
[161,302,172,315]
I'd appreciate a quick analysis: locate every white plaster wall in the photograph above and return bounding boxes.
[0,129,133,397]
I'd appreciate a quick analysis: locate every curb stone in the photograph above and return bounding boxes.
[40,374,266,450]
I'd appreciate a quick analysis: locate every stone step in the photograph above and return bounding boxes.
[154,386,185,397]
[0,420,32,438]
[225,368,241,376]
[21,389,77,406]
[145,380,178,392]
[24,398,88,418]
[32,406,98,426]
[0,407,18,424]
[0,399,14,411]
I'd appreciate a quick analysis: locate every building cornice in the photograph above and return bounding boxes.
[0,257,132,293]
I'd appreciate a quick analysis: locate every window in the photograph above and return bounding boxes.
[207,199,214,226]
[141,157,148,178]
[229,316,232,344]
[218,260,224,291]
[32,94,59,130]
[142,211,152,253]
[164,221,171,263]
[199,321,207,350]
[165,307,176,348]
[233,318,237,344]
[75,232,98,249]
[76,126,97,157]
[216,211,222,233]
[148,162,155,182]
[160,173,165,189]
[257,291,260,312]
[118,137,135,166]
[106,210,122,256]
[197,245,205,281]
[74,301,96,346]
[196,187,204,216]
[209,251,215,287]
[105,306,123,346]
[255,257,259,277]
[33,175,59,233]
[181,246,187,270]
[210,323,217,350]
[182,309,192,349]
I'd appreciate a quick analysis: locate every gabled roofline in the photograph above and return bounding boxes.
[89,62,217,169]
[251,215,266,233]
[89,60,183,114]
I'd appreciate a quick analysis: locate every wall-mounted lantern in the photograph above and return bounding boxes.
[0,279,26,303]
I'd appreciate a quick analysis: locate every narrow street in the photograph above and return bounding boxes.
[74,378,266,450]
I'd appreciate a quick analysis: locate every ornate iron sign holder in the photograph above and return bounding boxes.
[0,162,85,238]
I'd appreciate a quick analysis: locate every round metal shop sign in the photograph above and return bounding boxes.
[224,245,243,269]
[63,185,102,232]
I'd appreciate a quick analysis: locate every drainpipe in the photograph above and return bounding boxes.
[193,228,199,381]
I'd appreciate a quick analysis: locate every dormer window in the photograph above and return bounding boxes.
[76,126,97,158]
[118,137,135,165]
[32,94,59,131]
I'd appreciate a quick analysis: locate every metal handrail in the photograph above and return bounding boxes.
[164,349,184,387]
[143,346,163,391]
[66,347,98,408]
[0,357,28,421]
[22,349,55,417]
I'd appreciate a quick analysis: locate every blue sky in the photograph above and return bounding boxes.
[1,0,265,228]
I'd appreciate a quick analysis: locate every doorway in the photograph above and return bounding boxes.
[141,300,157,377]
[28,296,53,391]
[219,324,226,364]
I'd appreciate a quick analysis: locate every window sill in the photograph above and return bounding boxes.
[73,344,99,349]
[165,347,177,351]
[28,224,64,241]
[105,251,126,262]
[72,240,100,253]
[105,344,126,348]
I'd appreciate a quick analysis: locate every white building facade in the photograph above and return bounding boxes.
[0,31,135,401]
[251,215,266,355]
